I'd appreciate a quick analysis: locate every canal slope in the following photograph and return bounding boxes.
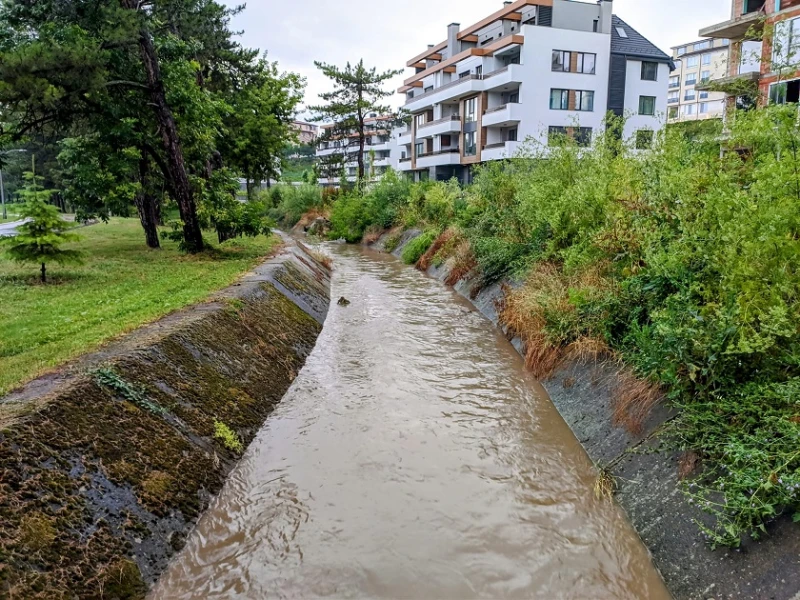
[0,237,330,598]
[152,244,669,600]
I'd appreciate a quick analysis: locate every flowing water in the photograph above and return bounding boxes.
[151,245,671,600]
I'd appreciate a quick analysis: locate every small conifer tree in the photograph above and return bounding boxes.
[1,172,82,283]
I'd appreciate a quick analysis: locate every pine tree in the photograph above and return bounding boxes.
[1,173,82,283]
[309,60,402,183]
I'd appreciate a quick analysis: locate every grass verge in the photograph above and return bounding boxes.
[0,218,280,395]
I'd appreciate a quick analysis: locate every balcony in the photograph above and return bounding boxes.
[696,70,760,93]
[667,97,679,104]
[372,157,390,168]
[404,65,524,112]
[699,9,764,40]
[669,82,680,89]
[416,115,462,138]
[398,131,413,146]
[316,146,344,157]
[416,148,461,169]
[482,102,523,128]
[481,140,522,161]
[398,157,414,172]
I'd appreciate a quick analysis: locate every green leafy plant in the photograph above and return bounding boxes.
[213,419,243,453]
[400,230,438,265]
[95,368,166,416]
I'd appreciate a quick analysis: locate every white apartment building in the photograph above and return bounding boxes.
[668,39,729,122]
[315,115,400,186]
[397,0,672,183]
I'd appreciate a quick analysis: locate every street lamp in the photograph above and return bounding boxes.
[1,149,27,221]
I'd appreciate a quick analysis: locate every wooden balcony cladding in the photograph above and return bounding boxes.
[402,35,525,87]
[404,0,550,67]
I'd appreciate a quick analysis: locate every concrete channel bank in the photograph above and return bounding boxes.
[0,237,331,598]
[372,229,800,600]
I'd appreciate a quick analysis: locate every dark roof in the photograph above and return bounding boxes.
[611,15,674,68]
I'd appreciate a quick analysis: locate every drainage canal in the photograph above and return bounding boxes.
[151,244,670,599]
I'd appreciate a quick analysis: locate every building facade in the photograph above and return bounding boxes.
[699,0,800,108]
[668,39,729,122]
[397,0,671,183]
[315,115,399,186]
[293,121,319,146]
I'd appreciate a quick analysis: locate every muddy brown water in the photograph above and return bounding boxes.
[151,245,671,600]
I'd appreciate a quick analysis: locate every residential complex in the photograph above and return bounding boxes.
[668,39,729,122]
[699,0,800,108]
[292,121,319,145]
[315,115,398,186]
[315,0,672,185]
[396,0,671,183]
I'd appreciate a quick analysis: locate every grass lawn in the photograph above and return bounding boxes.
[0,203,24,222]
[0,218,281,395]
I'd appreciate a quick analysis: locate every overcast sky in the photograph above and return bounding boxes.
[221,0,731,116]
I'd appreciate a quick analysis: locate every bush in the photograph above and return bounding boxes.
[400,230,438,265]
[267,184,322,227]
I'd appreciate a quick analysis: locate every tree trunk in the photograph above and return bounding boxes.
[41,262,46,284]
[136,152,161,249]
[124,2,204,253]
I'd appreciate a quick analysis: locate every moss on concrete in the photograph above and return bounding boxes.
[0,245,330,598]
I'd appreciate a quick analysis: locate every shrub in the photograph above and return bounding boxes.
[400,230,438,265]
[213,419,244,453]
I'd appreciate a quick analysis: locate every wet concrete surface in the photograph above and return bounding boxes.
[152,245,669,600]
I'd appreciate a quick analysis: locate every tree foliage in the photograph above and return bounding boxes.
[1,172,82,282]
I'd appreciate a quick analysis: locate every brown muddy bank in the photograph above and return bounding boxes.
[0,237,330,599]
[371,229,800,600]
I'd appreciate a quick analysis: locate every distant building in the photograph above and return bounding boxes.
[293,121,318,146]
[315,114,400,186]
[668,39,729,122]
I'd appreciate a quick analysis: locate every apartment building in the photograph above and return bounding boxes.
[292,121,318,145]
[668,39,729,122]
[397,0,671,183]
[315,115,399,186]
[699,0,800,107]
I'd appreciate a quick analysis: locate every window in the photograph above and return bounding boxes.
[702,53,712,65]
[552,50,596,74]
[440,134,452,147]
[459,71,470,79]
[415,142,425,156]
[507,127,518,142]
[695,40,711,51]
[464,131,477,156]
[415,114,426,128]
[668,91,679,103]
[687,55,699,68]
[509,91,520,103]
[699,102,709,114]
[772,17,800,68]
[424,86,433,93]
[475,66,483,78]
[769,79,800,104]
[575,90,594,111]
[700,90,709,99]
[550,88,569,110]
[701,70,711,82]
[684,90,696,101]
[677,46,687,56]
[593,19,598,33]
[684,104,695,116]
[685,72,697,85]
[638,95,656,115]
[552,50,570,72]
[635,130,654,150]
[616,26,628,38]
[668,106,679,119]
[465,97,477,122]
[641,61,658,81]
[669,75,680,88]
[548,126,592,147]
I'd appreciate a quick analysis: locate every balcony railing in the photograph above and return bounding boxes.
[483,142,506,150]
[418,115,461,129]
[669,82,680,89]
[484,102,520,114]
[418,147,460,157]
[667,98,679,104]
[405,65,517,105]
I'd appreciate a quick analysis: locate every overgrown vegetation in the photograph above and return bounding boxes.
[213,419,243,453]
[273,107,800,548]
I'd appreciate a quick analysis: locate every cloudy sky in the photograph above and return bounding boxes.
[221,0,731,115]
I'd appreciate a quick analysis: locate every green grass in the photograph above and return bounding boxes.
[0,218,280,395]
[1,203,24,222]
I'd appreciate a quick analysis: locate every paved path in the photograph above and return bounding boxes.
[0,218,29,237]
